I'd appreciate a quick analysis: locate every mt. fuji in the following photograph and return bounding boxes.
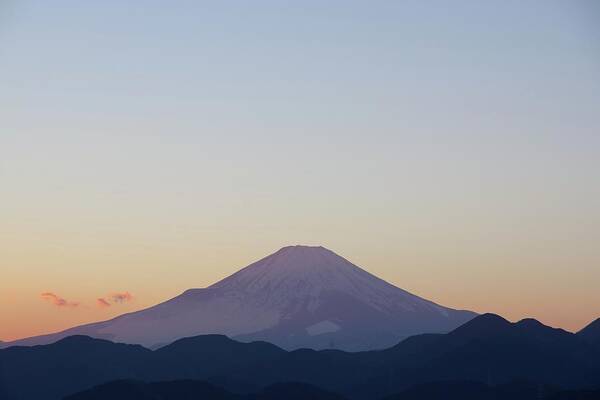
[4,246,476,351]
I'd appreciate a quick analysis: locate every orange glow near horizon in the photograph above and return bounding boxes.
[2,239,599,342]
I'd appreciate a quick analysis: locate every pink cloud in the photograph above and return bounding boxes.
[40,292,79,308]
[96,298,111,308]
[111,292,133,303]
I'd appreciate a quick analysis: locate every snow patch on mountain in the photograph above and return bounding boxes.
[306,320,341,336]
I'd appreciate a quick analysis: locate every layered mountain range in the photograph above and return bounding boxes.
[5,245,597,399]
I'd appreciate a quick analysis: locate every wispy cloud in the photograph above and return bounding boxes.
[40,292,79,308]
[41,291,133,309]
[111,292,133,303]
[96,298,111,308]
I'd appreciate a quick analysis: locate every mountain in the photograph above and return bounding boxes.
[251,313,600,398]
[59,379,600,400]
[64,380,240,400]
[3,245,476,351]
[382,381,600,400]
[0,335,279,400]
[250,382,347,400]
[2,314,600,400]
[65,380,346,400]
[383,381,540,400]
[547,389,600,400]
[577,318,600,349]
[62,379,600,400]
[152,334,286,381]
[0,336,154,400]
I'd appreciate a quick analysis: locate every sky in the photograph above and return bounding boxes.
[1,0,599,342]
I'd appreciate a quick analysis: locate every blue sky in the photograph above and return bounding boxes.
[1,0,599,339]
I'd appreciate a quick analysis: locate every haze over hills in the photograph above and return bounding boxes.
[2,245,476,351]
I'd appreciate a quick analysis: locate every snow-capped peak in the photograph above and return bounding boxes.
[209,245,440,314]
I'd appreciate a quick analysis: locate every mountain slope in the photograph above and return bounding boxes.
[577,318,600,349]
[3,245,476,351]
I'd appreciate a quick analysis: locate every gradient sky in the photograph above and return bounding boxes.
[1,0,599,342]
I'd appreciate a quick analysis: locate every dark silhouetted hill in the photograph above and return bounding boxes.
[0,336,153,400]
[2,314,600,400]
[64,380,240,400]
[547,389,600,400]
[248,382,346,400]
[577,318,600,349]
[64,379,600,400]
[348,314,600,398]
[153,334,286,380]
[383,380,600,400]
[64,380,345,400]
